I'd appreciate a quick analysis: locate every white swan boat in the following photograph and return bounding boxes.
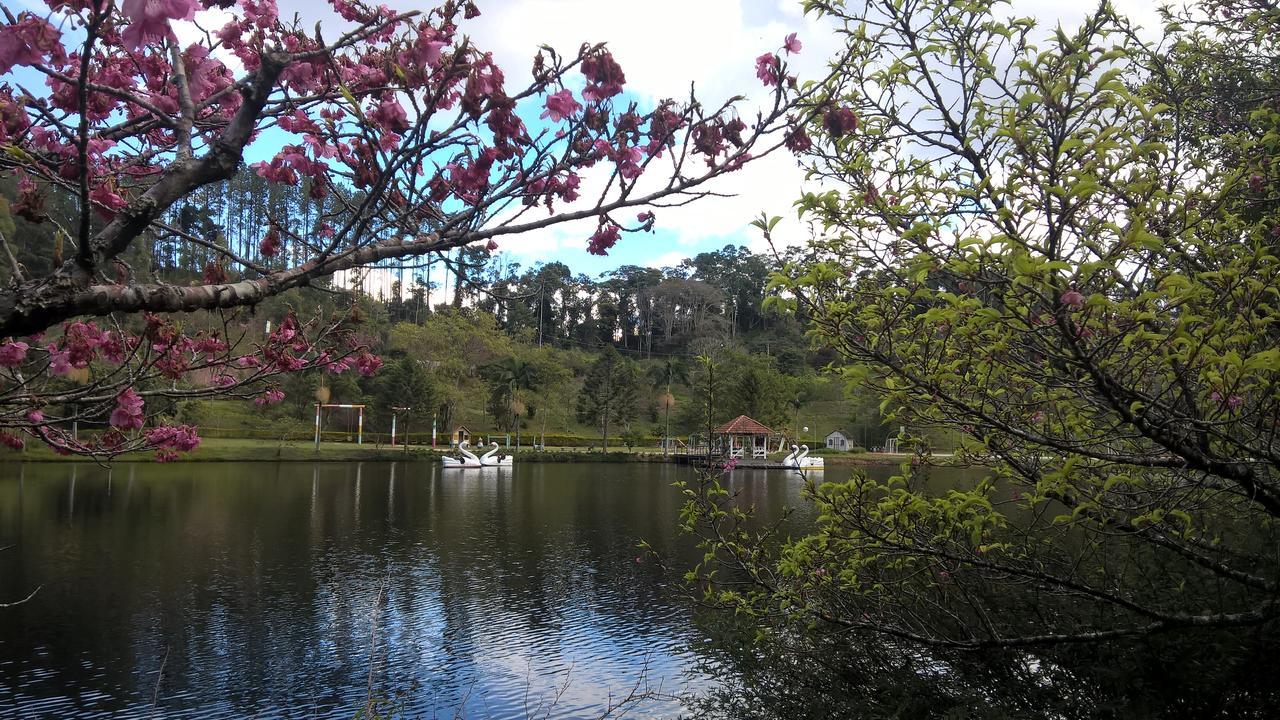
[441,440,484,468]
[782,444,824,470]
[480,441,513,467]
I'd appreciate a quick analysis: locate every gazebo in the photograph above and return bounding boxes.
[712,415,775,459]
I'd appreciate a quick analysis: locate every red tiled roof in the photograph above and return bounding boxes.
[713,415,774,435]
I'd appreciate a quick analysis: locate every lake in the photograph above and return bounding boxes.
[0,461,874,719]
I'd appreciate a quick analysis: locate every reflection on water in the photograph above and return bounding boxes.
[0,461,833,718]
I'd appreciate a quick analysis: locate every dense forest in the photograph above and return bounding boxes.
[0,169,897,451]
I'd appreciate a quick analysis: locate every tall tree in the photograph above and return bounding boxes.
[576,346,640,450]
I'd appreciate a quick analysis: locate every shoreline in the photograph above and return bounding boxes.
[0,438,912,465]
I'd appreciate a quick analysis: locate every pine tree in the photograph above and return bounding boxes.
[575,346,640,451]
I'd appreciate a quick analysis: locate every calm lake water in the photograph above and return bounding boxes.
[0,461,878,719]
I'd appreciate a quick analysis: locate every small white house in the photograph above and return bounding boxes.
[825,429,853,451]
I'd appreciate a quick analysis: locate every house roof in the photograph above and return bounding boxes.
[453,425,470,433]
[826,429,853,438]
[713,415,774,435]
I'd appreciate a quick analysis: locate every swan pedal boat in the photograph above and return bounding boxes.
[441,440,513,468]
[781,444,824,470]
[480,441,513,467]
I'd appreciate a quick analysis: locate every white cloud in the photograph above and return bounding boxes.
[644,250,688,269]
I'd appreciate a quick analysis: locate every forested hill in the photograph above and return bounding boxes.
[0,169,902,450]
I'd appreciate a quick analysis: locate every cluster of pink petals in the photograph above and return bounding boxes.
[145,424,201,452]
[784,33,803,55]
[120,0,199,51]
[355,351,382,376]
[90,182,128,220]
[541,89,582,122]
[193,334,229,356]
[370,96,410,133]
[581,51,626,102]
[522,172,581,212]
[0,341,28,368]
[1059,290,1086,309]
[0,431,24,450]
[259,226,282,257]
[110,388,146,430]
[755,53,781,87]
[587,220,621,256]
[445,148,500,205]
[254,388,286,406]
[408,23,449,67]
[0,14,65,74]
[785,127,813,153]
[1210,390,1245,410]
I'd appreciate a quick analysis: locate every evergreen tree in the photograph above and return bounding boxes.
[576,346,640,451]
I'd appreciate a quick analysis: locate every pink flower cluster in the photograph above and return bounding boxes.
[120,0,199,51]
[255,388,286,406]
[581,51,626,102]
[145,424,201,454]
[259,226,283,257]
[110,388,146,431]
[39,321,133,375]
[522,172,581,212]
[587,220,621,256]
[0,341,29,368]
[355,351,382,376]
[0,14,66,74]
[541,89,582,123]
[755,53,781,87]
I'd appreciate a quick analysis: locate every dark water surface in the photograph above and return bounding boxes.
[0,461,860,719]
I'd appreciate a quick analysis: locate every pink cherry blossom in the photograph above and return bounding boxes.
[783,33,802,54]
[755,52,781,87]
[355,351,382,376]
[0,341,29,368]
[259,226,282,257]
[785,127,812,153]
[370,96,410,133]
[145,424,201,452]
[0,14,65,74]
[120,0,199,50]
[254,388,286,405]
[581,51,625,102]
[45,345,72,376]
[541,89,582,122]
[587,220,621,256]
[1059,290,1086,309]
[110,387,145,430]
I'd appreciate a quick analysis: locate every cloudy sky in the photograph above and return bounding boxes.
[393,0,1165,278]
